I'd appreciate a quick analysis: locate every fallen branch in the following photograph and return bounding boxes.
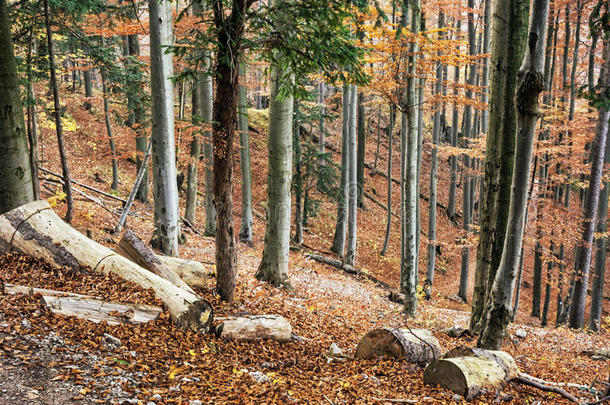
[39,167,127,204]
[304,252,390,289]
[370,397,417,404]
[363,192,399,218]
[515,375,580,403]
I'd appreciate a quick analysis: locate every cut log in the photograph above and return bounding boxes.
[423,346,519,399]
[216,315,292,342]
[0,200,213,331]
[116,230,196,294]
[4,284,161,324]
[355,328,442,366]
[156,255,207,288]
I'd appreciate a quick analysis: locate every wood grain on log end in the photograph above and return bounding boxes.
[355,328,442,367]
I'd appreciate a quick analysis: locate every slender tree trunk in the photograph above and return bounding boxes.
[99,42,119,192]
[25,27,40,201]
[43,0,74,222]
[238,63,253,245]
[381,105,395,256]
[345,85,358,266]
[480,0,491,134]
[84,67,93,110]
[401,0,420,316]
[256,58,293,287]
[331,86,351,257]
[184,79,200,224]
[588,130,610,331]
[588,33,599,94]
[531,241,543,317]
[0,0,35,214]
[318,81,326,164]
[568,41,609,329]
[541,242,554,327]
[447,18,461,221]
[478,0,548,349]
[374,106,381,171]
[293,100,303,246]
[469,0,529,333]
[356,91,366,209]
[149,0,179,256]
[426,10,444,289]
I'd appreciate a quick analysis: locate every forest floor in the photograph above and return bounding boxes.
[0,82,608,404]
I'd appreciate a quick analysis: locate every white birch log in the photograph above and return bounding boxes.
[0,200,213,331]
[217,315,292,342]
[423,346,519,399]
[355,328,442,366]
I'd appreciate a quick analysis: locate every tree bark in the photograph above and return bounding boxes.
[479,0,548,349]
[238,63,253,245]
[149,0,179,256]
[446,19,461,221]
[99,43,119,192]
[331,86,351,257]
[381,105,395,256]
[568,41,609,329]
[43,0,74,222]
[217,315,292,342]
[469,0,529,333]
[345,85,358,266]
[0,0,35,215]
[356,91,366,208]
[256,51,293,287]
[355,328,442,367]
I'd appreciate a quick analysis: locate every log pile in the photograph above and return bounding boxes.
[0,201,212,331]
[355,328,442,366]
[423,346,519,399]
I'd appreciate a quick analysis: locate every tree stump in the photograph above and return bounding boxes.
[216,315,292,342]
[355,328,442,366]
[423,346,519,399]
[0,200,212,331]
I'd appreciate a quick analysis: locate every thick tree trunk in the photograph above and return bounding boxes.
[0,0,35,215]
[43,0,74,222]
[256,56,293,287]
[217,315,292,342]
[355,328,442,367]
[479,0,548,349]
[0,200,213,331]
[345,85,358,266]
[238,63,253,245]
[331,86,351,257]
[149,0,179,256]
[469,0,529,333]
[424,347,519,400]
[568,41,609,329]
[401,0,420,317]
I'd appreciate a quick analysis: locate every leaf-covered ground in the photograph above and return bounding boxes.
[1,82,607,404]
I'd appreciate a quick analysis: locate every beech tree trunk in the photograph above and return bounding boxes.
[568,41,609,329]
[331,86,351,257]
[99,46,119,192]
[446,19,461,221]
[345,85,358,266]
[256,54,293,287]
[0,201,213,331]
[479,0,549,349]
[43,0,74,223]
[356,92,366,209]
[355,328,442,367]
[238,63,253,245]
[0,0,35,215]
[381,105,395,256]
[469,0,529,333]
[149,0,179,256]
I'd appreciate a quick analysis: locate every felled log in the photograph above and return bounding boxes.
[4,283,161,324]
[156,255,207,288]
[116,230,196,294]
[423,346,519,399]
[582,348,610,360]
[355,328,442,366]
[216,315,292,342]
[0,200,212,331]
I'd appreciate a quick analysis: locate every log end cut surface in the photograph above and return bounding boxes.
[355,328,441,366]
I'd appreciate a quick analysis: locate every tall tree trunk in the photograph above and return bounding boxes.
[568,41,609,329]
[25,26,40,201]
[447,18,461,221]
[43,0,74,222]
[84,68,93,110]
[469,0,529,333]
[426,10,444,289]
[588,125,610,331]
[401,0,420,316]
[540,242,554,327]
[238,63,253,245]
[256,57,293,287]
[345,85,358,266]
[331,86,351,257]
[356,91,366,209]
[480,0,491,134]
[211,0,248,302]
[184,80,200,224]
[293,100,303,246]
[373,106,381,171]
[0,0,35,214]
[99,41,119,192]
[381,105,395,257]
[149,0,179,256]
[318,82,326,164]
[478,0,548,349]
